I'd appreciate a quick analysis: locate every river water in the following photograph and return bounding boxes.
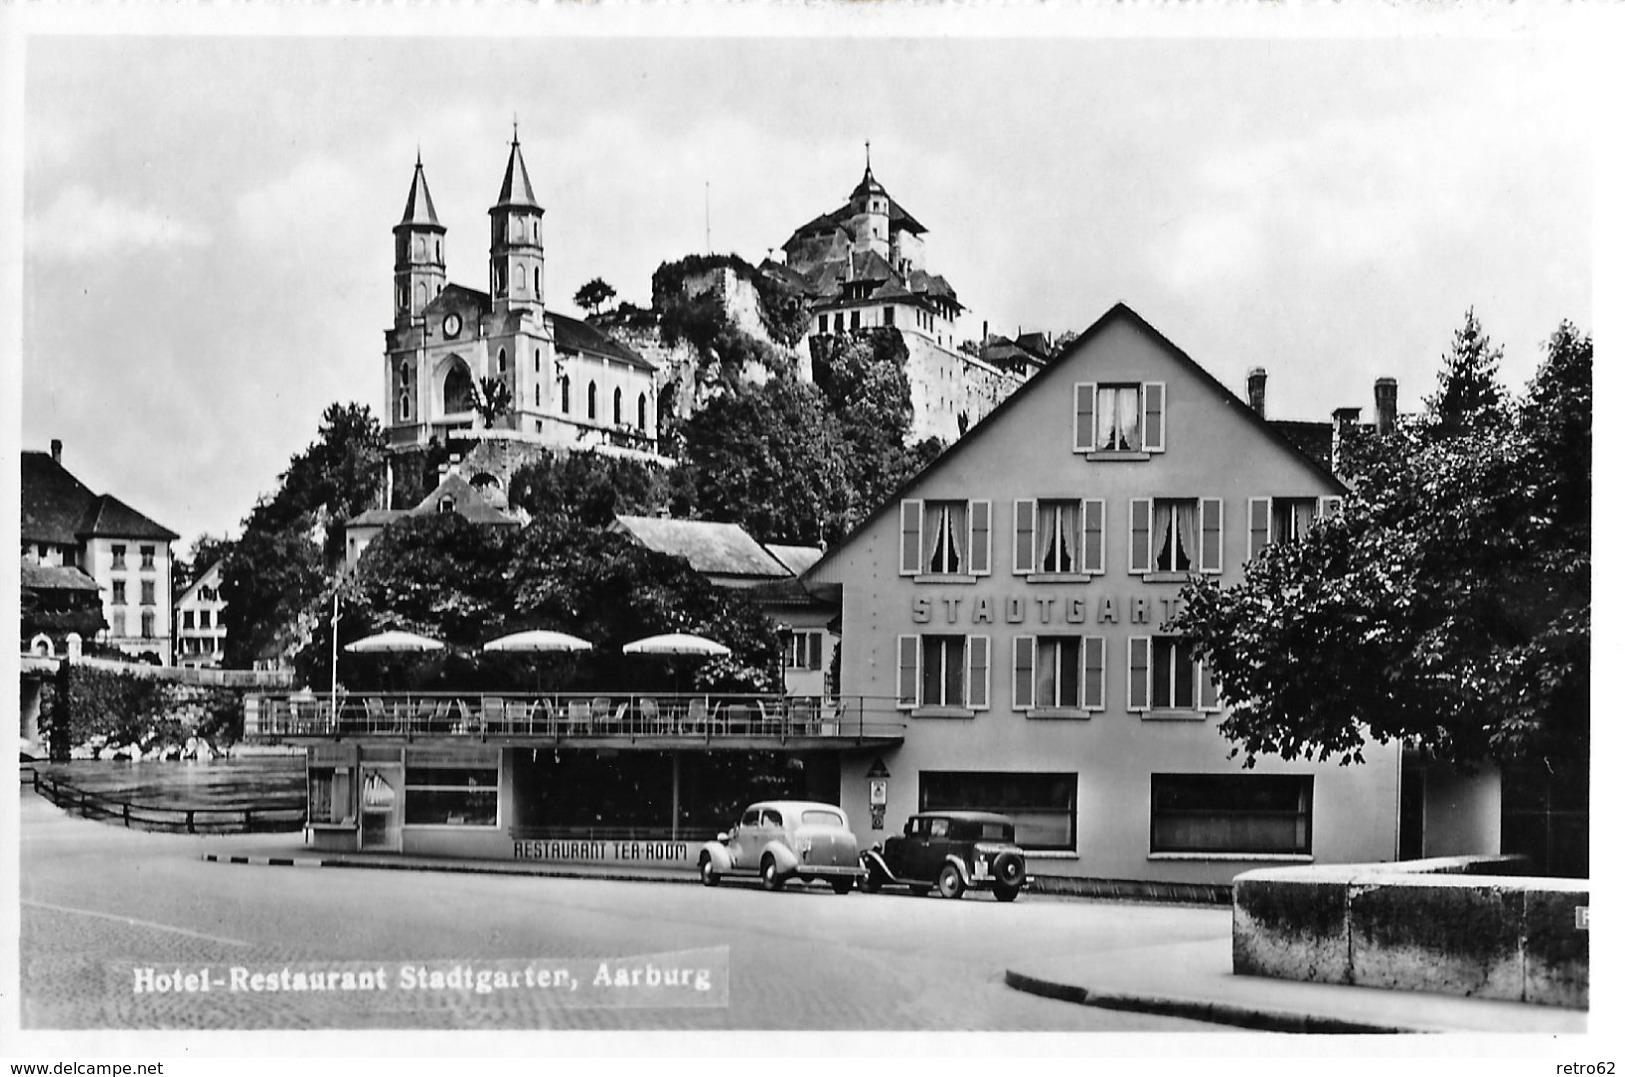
[25,755,306,809]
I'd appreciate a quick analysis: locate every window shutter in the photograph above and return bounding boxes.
[968,636,990,710]
[1082,499,1105,574]
[1127,636,1150,712]
[809,632,823,672]
[1013,499,1036,575]
[897,635,919,708]
[1073,383,1096,453]
[1013,636,1035,710]
[1083,636,1106,711]
[1143,382,1166,452]
[1248,497,1271,561]
[1318,495,1344,519]
[1199,659,1221,712]
[900,499,922,576]
[1130,498,1152,574]
[1200,497,1223,574]
[969,499,992,576]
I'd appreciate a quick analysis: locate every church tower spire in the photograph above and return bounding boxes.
[392,153,447,323]
[490,124,545,317]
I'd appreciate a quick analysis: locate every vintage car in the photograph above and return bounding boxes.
[860,811,1027,901]
[697,800,865,893]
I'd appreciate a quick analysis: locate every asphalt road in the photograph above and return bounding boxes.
[18,789,1233,1032]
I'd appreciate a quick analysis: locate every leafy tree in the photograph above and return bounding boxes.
[473,376,513,429]
[679,378,851,544]
[244,402,387,560]
[1169,320,1590,771]
[508,449,670,527]
[174,533,233,592]
[219,526,325,668]
[574,277,618,317]
[1426,307,1507,436]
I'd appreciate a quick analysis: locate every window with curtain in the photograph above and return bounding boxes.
[1036,500,1081,574]
[921,635,967,707]
[924,501,968,575]
[1152,499,1198,572]
[1034,637,1081,709]
[1096,384,1142,451]
[1271,498,1316,543]
[1151,635,1199,710]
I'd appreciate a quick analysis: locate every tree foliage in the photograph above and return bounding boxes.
[508,449,670,528]
[1170,320,1590,770]
[245,403,387,540]
[220,526,325,668]
[573,277,618,316]
[473,376,513,429]
[1425,307,1507,436]
[296,514,779,695]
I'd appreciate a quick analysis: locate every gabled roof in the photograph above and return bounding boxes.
[409,474,521,526]
[765,543,823,575]
[495,137,540,209]
[550,311,654,370]
[613,515,791,580]
[347,508,406,528]
[22,562,100,593]
[804,302,1348,580]
[173,559,225,607]
[21,451,177,544]
[396,157,444,231]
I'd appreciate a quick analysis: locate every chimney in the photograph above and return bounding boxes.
[1246,368,1267,417]
[1374,377,1398,436]
[50,438,61,463]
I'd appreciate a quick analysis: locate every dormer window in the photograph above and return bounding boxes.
[438,496,456,514]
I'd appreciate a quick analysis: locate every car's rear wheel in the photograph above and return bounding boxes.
[831,877,854,895]
[993,883,1020,903]
[937,863,965,900]
[761,857,785,891]
[992,851,1026,892]
[698,853,719,888]
[862,871,885,894]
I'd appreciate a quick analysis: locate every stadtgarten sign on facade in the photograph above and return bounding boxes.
[910,592,1188,626]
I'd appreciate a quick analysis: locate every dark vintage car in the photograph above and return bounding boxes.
[697,800,865,892]
[860,811,1027,901]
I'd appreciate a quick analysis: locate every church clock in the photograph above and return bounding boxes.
[443,312,462,337]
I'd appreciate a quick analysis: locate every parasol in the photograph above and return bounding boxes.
[621,632,731,657]
[343,630,445,654]
[482,630,592,653]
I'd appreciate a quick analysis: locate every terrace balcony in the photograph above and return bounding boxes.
[247,692,905,751]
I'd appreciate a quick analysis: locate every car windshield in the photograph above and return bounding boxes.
[801,809,843,827]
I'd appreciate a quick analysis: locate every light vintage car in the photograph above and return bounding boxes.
[697,800,865,893]
[860,810,1027,901]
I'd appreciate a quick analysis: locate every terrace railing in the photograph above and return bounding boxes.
[247,692,905,745]
[28,769,306,834]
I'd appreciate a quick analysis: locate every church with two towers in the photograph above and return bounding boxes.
[385,133,662,488]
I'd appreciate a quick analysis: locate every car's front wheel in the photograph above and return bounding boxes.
[937,863,965,900]
[698,853,719,888]
[993,883,1020,903]
[761,857,785,891]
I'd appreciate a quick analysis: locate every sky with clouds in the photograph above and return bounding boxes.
[16,24,1597,554]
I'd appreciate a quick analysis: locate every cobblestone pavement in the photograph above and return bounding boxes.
[19,789,1232,1031]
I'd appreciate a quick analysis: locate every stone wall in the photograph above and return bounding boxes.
[1232,858,1588,1008]
[903,334,1021,443]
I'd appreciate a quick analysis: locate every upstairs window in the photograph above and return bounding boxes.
[1248,496,1346,559]
[898,634,990,712]
[1128,635,1220,714]
[140,581,156,605]
[1013,499,1104,576]
[787,630,823,671]
[588,381,598,420]
[112,581,126,605]
[183,610,195,629]
[1014,635,1106,712]
[560,375,571,414]
[111,544,126,569]
[1130,498,1222,576]
[1073,381,1166,455]
[141,546,156,570]
[899,499,991,577]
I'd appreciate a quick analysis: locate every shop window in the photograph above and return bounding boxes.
[1248,496,1345,559]
[787,630,823,671]
[1130,497,1222,576]
[1073,381,1166,455]
[920,771,1076,852]
[308,768,355,825]
[1150,774,1312,856]
[404,766,498,827]
[899,499,991,577]
[1014,635,1105,713]
[1128,635,1219,714]
[1013,499,1104,576]
[897,634,989,712]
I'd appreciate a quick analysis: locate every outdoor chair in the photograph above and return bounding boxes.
[788,697,816,736]
[528,697,556,737]
[481,696,507,735]
[724,703,752,736]
[638,697,662,735]
[565,699,592,737]
[685,697,710,736]
[363,697,388,733]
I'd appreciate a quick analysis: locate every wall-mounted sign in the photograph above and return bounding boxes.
[910,593,1186,627]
